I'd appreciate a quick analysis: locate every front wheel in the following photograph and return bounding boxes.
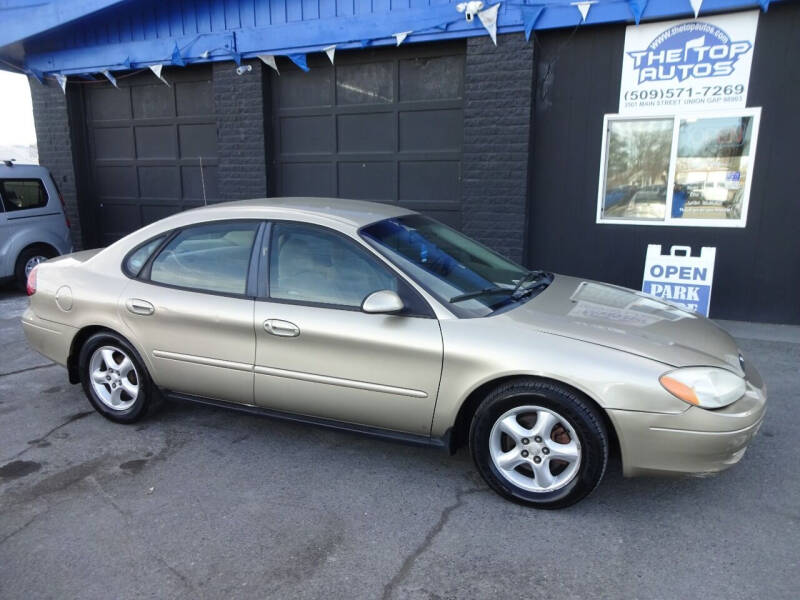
[78,332,158,423]
[470,379,609,509]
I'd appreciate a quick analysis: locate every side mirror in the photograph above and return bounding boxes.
[362,290,404,314]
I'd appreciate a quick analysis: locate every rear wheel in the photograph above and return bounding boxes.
[78,332,158,423]
[470,379,608,509]
[14,245,56,290]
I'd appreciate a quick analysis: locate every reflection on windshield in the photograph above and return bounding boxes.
[361,215,534,317]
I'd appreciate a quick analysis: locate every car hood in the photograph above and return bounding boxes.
[503,274,743,373]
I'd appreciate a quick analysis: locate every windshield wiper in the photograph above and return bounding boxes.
[449,271,550,304]
[510,270,546,298]
[449,286,513,303]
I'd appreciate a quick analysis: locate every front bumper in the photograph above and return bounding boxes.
[608,365,767,477]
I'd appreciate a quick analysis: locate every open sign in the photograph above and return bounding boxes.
[642,244,717,316]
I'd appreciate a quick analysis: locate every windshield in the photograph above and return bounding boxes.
[361,214,548,317]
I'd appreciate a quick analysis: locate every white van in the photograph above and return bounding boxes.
[0,162,73,289]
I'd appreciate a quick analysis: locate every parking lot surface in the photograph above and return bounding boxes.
[1,288,798,599]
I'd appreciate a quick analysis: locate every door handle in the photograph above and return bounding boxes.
[126,298,155,316]
[264,319,300,337]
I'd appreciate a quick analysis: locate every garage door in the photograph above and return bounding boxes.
[270,43,465,227]
[84,66,218,246]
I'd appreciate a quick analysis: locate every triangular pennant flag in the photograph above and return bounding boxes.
[258,55,279,74]
[122,56,131,69]
[231,52,242,66]
[101,70,118,88]
[521,6,544,41]
[360,40,371,48]
[759,0,770,10]
[54,73,67,94]
[629,0,647,24]
[171,44,185,67]
[149,64,170,87]
[690,0,702,18]
[393,31,411,46]
[478,3,500,46]
[288,54,310,72]
[573,1,594,22]
[323,45,336,64]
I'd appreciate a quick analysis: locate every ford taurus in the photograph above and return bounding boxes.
[22,198,766,508]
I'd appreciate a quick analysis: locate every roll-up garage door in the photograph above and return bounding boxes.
[83,66,218,245]
[270,42,465,228]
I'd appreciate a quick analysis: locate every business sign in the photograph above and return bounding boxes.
[619,11,758,115]
[642,245,716,316]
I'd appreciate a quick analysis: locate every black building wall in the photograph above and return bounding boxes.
[527,4,800,324]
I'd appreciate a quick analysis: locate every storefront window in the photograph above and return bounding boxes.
[600,118,673,221]
[597,108,760,227]
[672,115,755,221]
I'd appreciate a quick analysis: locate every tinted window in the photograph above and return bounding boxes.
[0,179,48,212]
[361,215,530,318]
[125,235,166,276]
[150,222,259,294]
[270,222,396,307]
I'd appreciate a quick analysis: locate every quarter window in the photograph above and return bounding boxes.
[125,235,166,277]
[269,222,397,308]
[0,179,48,212]
[149,222,259,295]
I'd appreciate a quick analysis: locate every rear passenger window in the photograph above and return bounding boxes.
[0,179,48,212]
[149,222,259,295]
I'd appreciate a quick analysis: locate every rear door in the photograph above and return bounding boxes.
[120,220,261,404]
[252,221,443,436]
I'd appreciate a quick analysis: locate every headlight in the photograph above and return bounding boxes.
[659,367,746,409]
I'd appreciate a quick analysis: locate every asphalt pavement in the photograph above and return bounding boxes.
[1,287,798,599]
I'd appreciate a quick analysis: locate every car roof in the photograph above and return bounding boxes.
[184,197,417,228]
[0,163,51,178]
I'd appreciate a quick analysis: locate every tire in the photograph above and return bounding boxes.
[78,331,159,423]
[14,245,57,290]
[469,378,608,509]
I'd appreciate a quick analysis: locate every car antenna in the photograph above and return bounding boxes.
[199,155,207,206]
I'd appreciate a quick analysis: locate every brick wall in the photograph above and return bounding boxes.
[213,59,268,201]
[462,33,534,264]
[28,79,83,249]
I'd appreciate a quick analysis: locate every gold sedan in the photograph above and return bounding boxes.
[22,198,766,508]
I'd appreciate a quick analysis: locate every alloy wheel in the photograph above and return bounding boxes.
[88,345,140,411]
[488,405,582,493]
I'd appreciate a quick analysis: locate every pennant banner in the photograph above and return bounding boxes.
[258,55,279,74]
[149,64,170,87]
[324,45,336,64]
[690,0,702,18]
[572,1,595,22]
[478,3,500,46]
[393,31,412,46]
[288,54,310,72]
[759,0,770,10]
[521,6,544,41]
[629,0,647,24]
[54,73,67,94]
[171,44,185,67]
[101,70,118,88]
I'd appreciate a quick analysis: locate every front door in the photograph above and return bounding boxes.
[253,221,443,436]
[120,220,261,404]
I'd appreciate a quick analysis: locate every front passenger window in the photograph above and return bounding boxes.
[149,222,259,295]
[269,222,396,307]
